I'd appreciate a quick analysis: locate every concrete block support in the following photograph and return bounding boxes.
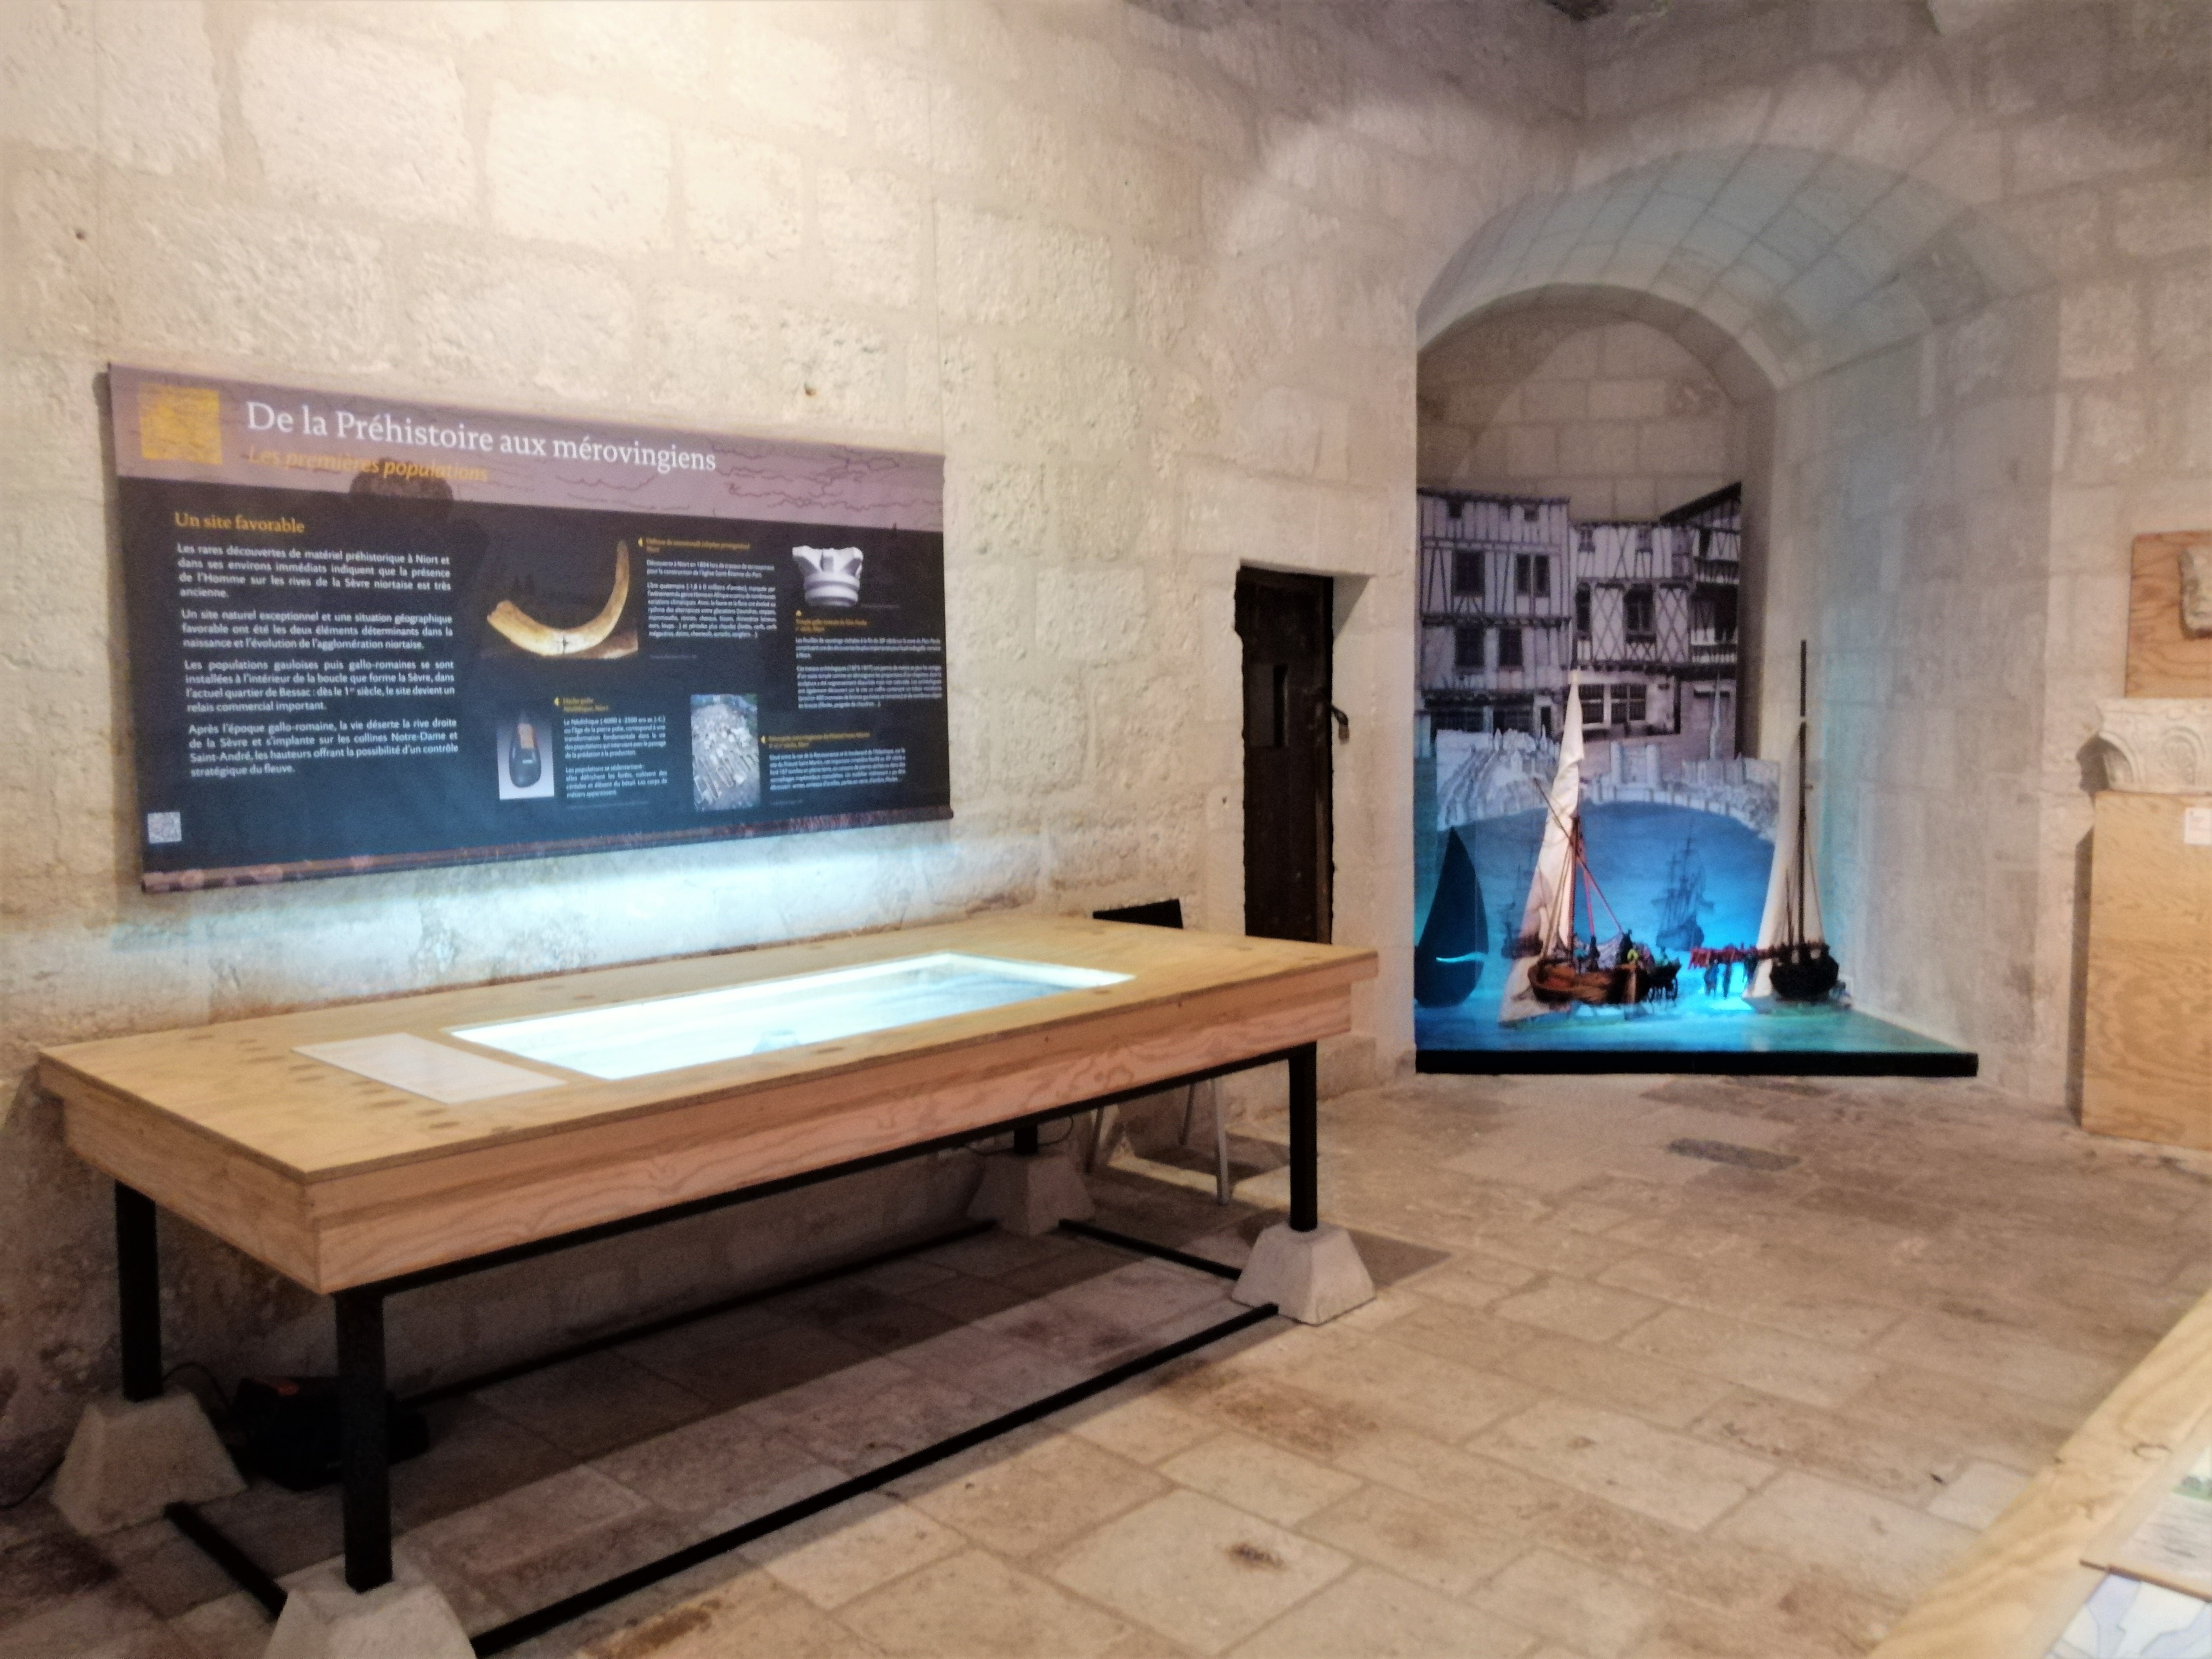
[51,1392,246,1535]
[264,1559,474,1659]
[966,1150,1096,1236]
[1232,1222,1375,1325]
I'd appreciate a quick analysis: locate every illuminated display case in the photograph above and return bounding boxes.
[454,952,1129,1080]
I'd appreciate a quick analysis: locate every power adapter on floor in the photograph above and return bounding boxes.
[232,1376,431,1492]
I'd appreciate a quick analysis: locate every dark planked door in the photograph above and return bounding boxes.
[1236,568,1333,944]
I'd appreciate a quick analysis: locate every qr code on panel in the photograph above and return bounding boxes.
[146,811,181,845]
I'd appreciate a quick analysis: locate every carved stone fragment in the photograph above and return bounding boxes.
[2180,544,2211,639]
[2094,699,2212,794]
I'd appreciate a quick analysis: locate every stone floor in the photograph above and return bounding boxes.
[3,1070,2208,1659]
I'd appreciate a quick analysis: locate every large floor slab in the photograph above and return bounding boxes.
[3,1070,2205,1659]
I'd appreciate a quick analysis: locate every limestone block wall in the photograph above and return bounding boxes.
[1417,307,1746,522]
[1417,0,2212,1097]
[1611,0,2212,1100]
[0,0,1580,1478]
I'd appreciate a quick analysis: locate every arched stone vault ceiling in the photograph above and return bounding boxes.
[1423,282,1773,408]
[1418,144,2049,390]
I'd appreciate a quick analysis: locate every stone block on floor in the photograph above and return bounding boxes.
[52,1393,246,1536]
[263,1558,472,1659]
[1232,1224,1374,1325]
[967,1152,1096,1236]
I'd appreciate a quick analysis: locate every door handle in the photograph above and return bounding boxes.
[1328,705,1350,743]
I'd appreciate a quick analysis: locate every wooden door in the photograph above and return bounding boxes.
[1236,569,1334,943]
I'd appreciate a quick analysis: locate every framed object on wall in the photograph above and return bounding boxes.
[109,367,949,891]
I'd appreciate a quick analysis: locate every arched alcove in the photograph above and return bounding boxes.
[1420,296,1751,520]
[1417,145,2059,1077]
[1421,146,2044,385]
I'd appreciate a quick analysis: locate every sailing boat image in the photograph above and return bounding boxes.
[1655,839,1711,954]
[1751,641,1843,1004]
[1415,828,1488,1007]
[1500,673,1680,1021]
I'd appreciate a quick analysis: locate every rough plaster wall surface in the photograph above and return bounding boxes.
[1417,306,1745,519]
[1415,0,2212,1099]
[0,0,1579,1475]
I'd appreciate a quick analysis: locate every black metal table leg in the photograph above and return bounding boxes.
[1012,1121,1040,1156]
[1287,1042,1317,1232]
[116,1184,163,1402]
[335,1289,393,1592]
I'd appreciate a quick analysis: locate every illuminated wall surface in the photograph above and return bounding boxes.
[1,1,2205,1469]
[457,954,1127,1079]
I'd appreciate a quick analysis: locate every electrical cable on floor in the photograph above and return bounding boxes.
[0,1454,64,1510]
[162,1360,232,1414]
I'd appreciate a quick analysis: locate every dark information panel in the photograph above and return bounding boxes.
[108,366,949,891]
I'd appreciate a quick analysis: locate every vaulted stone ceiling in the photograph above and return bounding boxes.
[1421,144,2043,393]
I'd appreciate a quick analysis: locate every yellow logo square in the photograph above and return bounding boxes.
[137,382,223,465]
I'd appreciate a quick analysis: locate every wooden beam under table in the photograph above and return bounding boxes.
[41,916,1376,1292]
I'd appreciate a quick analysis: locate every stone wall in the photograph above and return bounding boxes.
[1417,307,1746,522]
[1418,0,2212,1096]
[0,0,1578,1478]
[5,0,2204,1484]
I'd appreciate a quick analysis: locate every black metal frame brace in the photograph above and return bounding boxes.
[133,1040,1318,1650]
[160,1219,998,1617]
[164,1500,287,1618]
[404,1221,998,1411]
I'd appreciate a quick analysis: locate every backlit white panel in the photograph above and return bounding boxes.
[294,1034,566,1103]
[451,952,1130,1081]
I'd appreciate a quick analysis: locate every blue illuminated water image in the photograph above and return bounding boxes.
[1415,800,1957,1058]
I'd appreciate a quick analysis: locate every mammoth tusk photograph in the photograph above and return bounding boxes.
[487,543,637,658]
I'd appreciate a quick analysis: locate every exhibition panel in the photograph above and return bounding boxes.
[108,366,950,892]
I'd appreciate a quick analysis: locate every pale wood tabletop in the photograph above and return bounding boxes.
[39,914,1377,1290]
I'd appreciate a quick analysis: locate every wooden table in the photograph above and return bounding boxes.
[1870,1284,2212,1659]
[39,914,1376,1640]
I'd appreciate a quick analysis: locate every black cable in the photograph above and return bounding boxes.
[961,1119,1078,1155]
[162,1361,232,1415]
[0,1454,64,1510]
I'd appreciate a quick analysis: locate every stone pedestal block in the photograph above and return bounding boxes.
[52,1392,246,1535]
[265,1560,473,1659]
[1231,1223,1374,1325]
[966,1151,1095,1236]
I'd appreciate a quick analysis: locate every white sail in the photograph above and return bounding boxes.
[1499,674,1586,1024]
[1749,721,1824,998]
[1748,736,1795,999]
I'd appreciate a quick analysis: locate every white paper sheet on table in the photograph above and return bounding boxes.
[295,1034,567,1105]
[2047,1573,2211,1659]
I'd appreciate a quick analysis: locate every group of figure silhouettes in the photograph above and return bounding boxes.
[1576,931,1654,973]
[1691,944,1756,996]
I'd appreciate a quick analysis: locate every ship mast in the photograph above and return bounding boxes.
[1794,640,1807,947]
